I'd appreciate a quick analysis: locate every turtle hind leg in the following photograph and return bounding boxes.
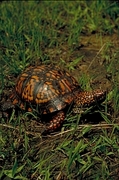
[1,100,14,111]
[0,93,17,118]
[0,100,15,119]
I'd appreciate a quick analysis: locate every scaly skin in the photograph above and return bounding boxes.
[44,89,106,134]
[73,89,106,113]
[1,65,106,134]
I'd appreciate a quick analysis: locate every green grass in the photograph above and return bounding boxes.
[0,1,119,179]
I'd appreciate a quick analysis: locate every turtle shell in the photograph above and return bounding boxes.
[11,65,81,114]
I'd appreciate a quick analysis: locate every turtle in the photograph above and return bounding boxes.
[1,65,106,133]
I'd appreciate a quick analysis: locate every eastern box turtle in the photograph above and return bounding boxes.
[1,65,106,133]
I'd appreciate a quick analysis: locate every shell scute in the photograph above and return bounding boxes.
[11,65,79,114]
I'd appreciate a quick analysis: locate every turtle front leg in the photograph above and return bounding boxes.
[43,111,65,134]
